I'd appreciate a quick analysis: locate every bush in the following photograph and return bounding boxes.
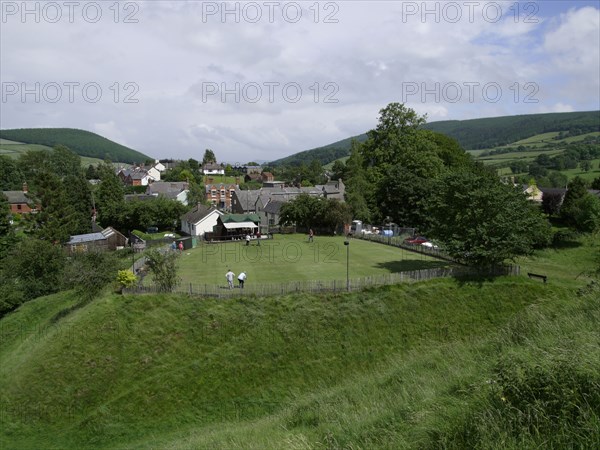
[116,270,137,292]
[145,249,180,292]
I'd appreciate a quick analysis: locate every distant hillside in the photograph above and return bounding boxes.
[269,134,369,167]
[425,110,600,150]
[0,128,151,164]
[271,111,600,167]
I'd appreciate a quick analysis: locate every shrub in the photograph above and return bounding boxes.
[116,270,137,292]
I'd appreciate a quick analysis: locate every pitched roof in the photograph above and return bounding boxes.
[124,194,157,202]
[67,232,106,244]
[233,186,323,211]
[263,200,284,214]
[220,213,260,223]
[147,181,188,194]
[120,167,149,180]
[2,191,29,204]
[181,204,221,224]
[203,163,223,171]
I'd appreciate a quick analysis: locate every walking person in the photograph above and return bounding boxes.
[256,230,261,246]
[238,271,247,289]
[178,241,184,252]
[225,269,235,289]
[308,228,314,243]
[245,234,251,246]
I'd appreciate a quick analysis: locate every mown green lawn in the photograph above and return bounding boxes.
[175,234,448,286]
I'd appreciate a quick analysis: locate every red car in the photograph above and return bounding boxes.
[404,236,429,245]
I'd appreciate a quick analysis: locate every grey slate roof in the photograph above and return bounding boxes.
[181,204,218,224]
[67,232,105,244]
[234,186,323,211]
[147,181,188,194]
[124,194,157,202]
[2,191,29,204]
[263,200,284,214]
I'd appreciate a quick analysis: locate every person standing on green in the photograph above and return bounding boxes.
[238,271,247,289]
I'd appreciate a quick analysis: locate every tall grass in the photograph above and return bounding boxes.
[0,277,598,449]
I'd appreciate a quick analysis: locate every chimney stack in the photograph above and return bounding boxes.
[22,182,28,193]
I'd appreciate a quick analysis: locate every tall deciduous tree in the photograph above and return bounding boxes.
[279,194,350,233]
[428,171,551,267]
[145,249,180,292]
[202,149,217,166]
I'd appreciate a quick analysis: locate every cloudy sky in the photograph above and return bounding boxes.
[1,1,599,163]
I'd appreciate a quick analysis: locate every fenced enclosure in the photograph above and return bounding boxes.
[353,232,458,263]
[124,264,519,298]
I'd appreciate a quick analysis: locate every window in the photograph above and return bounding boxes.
[220,189,225,197]
[17,204,21,210]
[211,189,216,197]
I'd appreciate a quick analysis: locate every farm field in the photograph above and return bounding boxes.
[0,139,105,166]
[174,234,448,287]
[478,148,564,165]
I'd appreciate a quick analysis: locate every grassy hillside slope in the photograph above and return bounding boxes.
[0,128,150,164]
[424,110,599,150]
[1,273,598,449]
[270,111,600,167]
[0,139,105,167]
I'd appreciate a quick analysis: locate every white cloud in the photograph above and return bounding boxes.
[0,1,598,161]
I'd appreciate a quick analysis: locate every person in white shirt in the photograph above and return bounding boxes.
[225,269,235,289]
[238,271,247,289]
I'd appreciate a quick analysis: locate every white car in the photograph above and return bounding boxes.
[421,241,439,249]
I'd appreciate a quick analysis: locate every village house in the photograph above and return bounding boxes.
[180,204,223,238]
[206,183,237,210]
[202,163,225,176]
[261,200,285,231]
[146,181,189,205]
[118,167,152,186]
[231,186,324,215]
[117,160,164,187]
[315,179,345,201]
[2,183,36,214]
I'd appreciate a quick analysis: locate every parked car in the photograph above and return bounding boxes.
[404,236,428,245]
[421,241,439,249]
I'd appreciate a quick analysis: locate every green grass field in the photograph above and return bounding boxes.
[1,235,598,449]
[517,233,599,288]
[478,149,564,165]
[0,139,105,167]
[204,175,242,185]
[175,234,448,287]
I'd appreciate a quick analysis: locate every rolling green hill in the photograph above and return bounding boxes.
[270,111,600,167]
[0,128,151,164]
[270,134,368,167]
[0,139,107,167]
[1,277,598,449]
[1,231,598,449]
